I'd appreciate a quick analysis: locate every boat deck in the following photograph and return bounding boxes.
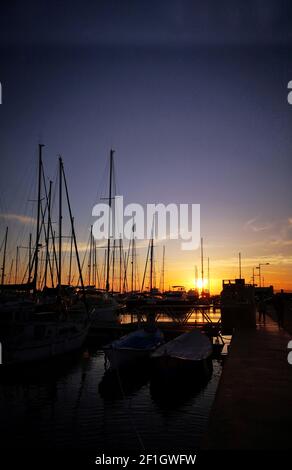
[203,315,292,449]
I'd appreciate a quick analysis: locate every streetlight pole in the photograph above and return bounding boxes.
[256,263,270,288]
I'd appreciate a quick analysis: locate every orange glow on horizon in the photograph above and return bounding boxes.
[195,278,209,290]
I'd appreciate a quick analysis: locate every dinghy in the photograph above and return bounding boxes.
[151,328,212,376]
[103,328,164,369]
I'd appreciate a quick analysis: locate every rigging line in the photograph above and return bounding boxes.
[112,157,118,197]
[0,233,5,254]
[81,155,109,246]
[49,163,59,227]
[141,237,151,292]
[123,236,131,292]
[79,230,91,285]
[11,151,37,252]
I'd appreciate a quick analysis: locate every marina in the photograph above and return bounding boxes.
[1,1,292,465]
[0,144,291,463]
[0,143,291,459]
[0,312,224,454]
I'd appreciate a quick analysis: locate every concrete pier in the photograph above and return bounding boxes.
[203,315,292,449]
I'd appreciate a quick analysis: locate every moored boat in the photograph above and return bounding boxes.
[0,147,91,367]
[0,298,91,366]
[103,328,164,369]
[85,288,121,330]
[151,328,213,376]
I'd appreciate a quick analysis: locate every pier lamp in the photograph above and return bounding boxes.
[256,263,270,288]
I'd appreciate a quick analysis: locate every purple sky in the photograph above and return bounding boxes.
[0,1,292,291]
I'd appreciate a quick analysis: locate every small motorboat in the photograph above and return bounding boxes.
[103,328,164,370]
[151,328,213,377]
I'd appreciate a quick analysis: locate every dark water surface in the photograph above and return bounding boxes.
[0,338,222,453]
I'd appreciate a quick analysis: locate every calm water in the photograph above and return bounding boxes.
[0,316,223,453]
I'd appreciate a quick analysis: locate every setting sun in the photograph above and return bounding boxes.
[195,278,209,290]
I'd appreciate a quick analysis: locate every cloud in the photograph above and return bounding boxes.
[244,216,273,233]
[61,241,89,253]
[0,213,36,225]
[240,216,292,251]
[268,217,292,247]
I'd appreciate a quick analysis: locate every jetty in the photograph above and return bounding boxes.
[203,314,292,449]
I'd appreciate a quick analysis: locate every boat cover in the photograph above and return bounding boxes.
[106,329,164,350]
[152,329,212,361]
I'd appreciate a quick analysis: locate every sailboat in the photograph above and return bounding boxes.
[0,146,91,367]
[89,149,123,330]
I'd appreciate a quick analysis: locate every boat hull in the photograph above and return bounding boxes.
[1,322,90,367]
[104,346,154,369]
[151,354,213,378]
[103,328,164,370]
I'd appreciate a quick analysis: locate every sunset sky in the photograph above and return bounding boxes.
[0,1,292,293]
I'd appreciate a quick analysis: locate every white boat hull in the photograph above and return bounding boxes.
[2,321,90,366]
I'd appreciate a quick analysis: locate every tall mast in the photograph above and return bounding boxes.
[119,238,122,293]
[112,239,115,293]
[161,245,165,293]
[33,144,43,292]
[150,238,154,292]
[88,225,92,286]
[52,230,57,287]
[104,249,107,290]
[123,237,131,293]
[61,159,88,312]
[28,233,32,283]
[207,257,210,295]
[15,246,19,284]
[106,149,114,292]
[201,237,204,295]
[91,226,94,285]
[94,240,97,288]
[58,156,63,287]
[141,234,151,292]
[1,226,8,286]
[150,227,154,293]
[68,217,74,285]
[44,180,52,288]
[131,224,135,293]
[42,166,59,287]
[39,250,44,290]
[8,259,14,284]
